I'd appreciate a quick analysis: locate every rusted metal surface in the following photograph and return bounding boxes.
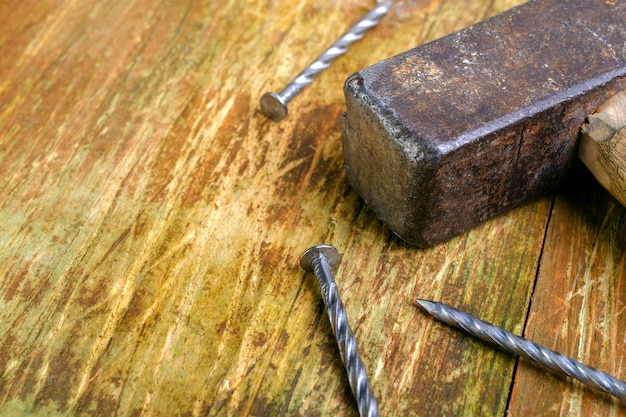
[343,0,626,247]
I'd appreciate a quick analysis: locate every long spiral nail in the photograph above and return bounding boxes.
[416,299,626,401]
[261,1,392,121]
[301,245,379,417]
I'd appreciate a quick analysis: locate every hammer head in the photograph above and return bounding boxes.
[342,0,626,247]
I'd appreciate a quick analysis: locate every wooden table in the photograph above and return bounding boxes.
[1,0,625,415]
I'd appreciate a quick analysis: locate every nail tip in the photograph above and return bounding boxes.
[415,299,435,309]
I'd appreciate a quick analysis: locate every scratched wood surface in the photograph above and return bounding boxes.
[1,0,625,416]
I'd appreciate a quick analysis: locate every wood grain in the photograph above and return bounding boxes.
[580,90,626,208]
[0,0,624,416]
[510,176,626,416]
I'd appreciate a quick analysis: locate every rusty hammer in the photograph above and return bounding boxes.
[342,0,626,247]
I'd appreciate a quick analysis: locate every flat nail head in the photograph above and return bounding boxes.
[260,92,288,121]
[299,244,341,272]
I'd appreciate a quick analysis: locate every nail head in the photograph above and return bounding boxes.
[299,244,341,272]
[260,92,288,121]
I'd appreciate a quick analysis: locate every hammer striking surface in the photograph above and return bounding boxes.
[342,0,626,247]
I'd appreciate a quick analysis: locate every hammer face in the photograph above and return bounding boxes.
[343,0,626,247]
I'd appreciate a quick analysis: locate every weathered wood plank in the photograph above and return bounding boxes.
[510,176,626,416]
[1,0,624,416]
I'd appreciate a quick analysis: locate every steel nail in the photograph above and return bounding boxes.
[416,299,626,401]
[261,2,392,121]
[300,245,379,417]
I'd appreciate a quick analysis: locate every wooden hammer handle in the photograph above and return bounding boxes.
[580,90,626,207]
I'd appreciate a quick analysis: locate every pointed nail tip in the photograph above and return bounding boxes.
[415,299,437,311]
